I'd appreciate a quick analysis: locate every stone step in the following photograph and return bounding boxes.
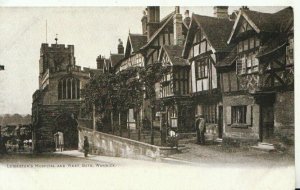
[259,142,274,146]
[251,142,275,152]
[215,138,223,143]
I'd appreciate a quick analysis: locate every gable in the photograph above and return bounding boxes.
[125,37,132,58]
[228,11,260,44]
[141,11,175,50]
[237,18,254,34]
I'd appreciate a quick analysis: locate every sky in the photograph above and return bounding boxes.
[0,6,288,115]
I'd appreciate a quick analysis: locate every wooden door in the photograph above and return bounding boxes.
[218,106,223,138]
[260,105,274,142]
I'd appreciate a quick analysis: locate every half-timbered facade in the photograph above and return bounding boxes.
[183,8,234,140]
[113,34,147,131]
[158,45,193,132]
[138,6,190,129]
[218,7,294,145]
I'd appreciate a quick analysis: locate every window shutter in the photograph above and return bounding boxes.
[246,105,252,125]
[226,106,231,125]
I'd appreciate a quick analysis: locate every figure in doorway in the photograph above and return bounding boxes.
[196,114,206,145]
[58,132,64,152]
[83,136,89,157]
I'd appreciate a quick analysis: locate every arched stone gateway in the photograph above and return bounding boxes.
[54,113,78,150]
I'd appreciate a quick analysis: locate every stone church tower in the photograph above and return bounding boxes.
[32,41,94,152]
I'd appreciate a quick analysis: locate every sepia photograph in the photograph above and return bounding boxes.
[0,2,297,190]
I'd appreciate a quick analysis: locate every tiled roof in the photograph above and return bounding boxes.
[256,34,287,58]
[217,46,237,67]
[243,7,293,33]
[128,33,147,53]
[110,54,124,67]
[163,45,189,66]
[193,14,234,52]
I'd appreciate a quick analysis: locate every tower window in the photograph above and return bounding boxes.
[58,77,80,100]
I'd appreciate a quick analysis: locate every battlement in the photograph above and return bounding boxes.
[41,43,74,51]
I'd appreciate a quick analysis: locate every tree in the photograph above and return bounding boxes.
[81,61,168,144]
[138,61,170,144]
[81,72,117,129]
[113,67,143,137]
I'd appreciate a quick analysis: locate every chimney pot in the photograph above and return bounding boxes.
[118,39,124,54]
[185,10,189,17]
[175,6,180,14]
[214,6,229,19]
[147,6,160,39]
[184,10,191,27]
[174,7,183,46]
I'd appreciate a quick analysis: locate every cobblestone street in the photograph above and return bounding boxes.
[170,143,295,167]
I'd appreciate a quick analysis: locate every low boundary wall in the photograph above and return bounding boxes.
[78,127,178,160]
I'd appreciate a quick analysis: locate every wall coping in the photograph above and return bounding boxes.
[78,126,176,150]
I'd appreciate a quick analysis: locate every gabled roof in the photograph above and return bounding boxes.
[228,7,293,43]
[129,33,147,53]
[160,45,189,66]
[194,14,234,52]
[183,14,234,57]
[141,11,175,50]
[109,54,124,68]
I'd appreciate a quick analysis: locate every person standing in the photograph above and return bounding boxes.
[83,136,89,157]
[195,116,201,144]
[58,132,64,152]
[199,115,206,145]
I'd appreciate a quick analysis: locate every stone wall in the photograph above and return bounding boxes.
[274,91,294,144]
[78,126,177,160]
[222,94,260,145]
[33,102,81,152]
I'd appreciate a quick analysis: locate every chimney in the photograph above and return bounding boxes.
[183,10,191,27]
[117,39,124,54]
[96,55,105,70]
[213,6,229,19]
[141,9,148,35]
[147,6,160,40]
[173,6,183,46]
[240,6,249,11]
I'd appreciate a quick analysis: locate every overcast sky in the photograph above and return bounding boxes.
[0,6,287,115]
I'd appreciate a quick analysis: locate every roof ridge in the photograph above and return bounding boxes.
[243,9,273,15]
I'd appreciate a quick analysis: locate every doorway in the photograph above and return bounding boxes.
[218,106,223,138]
[54,113,78,150]
[260,105,274,142]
